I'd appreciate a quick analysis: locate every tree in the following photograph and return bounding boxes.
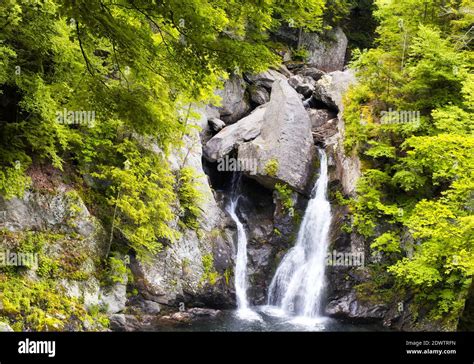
[344,0,474,327]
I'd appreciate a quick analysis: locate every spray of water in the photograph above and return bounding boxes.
[227,174,261,321]
[267,149,331,320]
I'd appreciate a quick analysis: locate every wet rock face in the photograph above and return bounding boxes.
[324,211,389,324]
[312,69,360,197]
[325,291,389,321]
[224,175,307,306]
[234,177,275,304]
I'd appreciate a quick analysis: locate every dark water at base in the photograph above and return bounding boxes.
[150,306,384,332]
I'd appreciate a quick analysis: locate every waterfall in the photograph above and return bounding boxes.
[227,174,260,320]
[267,148,331,319]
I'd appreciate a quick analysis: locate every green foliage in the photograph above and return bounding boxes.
[0,162,31,199]
[91,139,179,261]
[0,274,109,331]
[364,140,396,159]
[351,169,401,237]
[371,232,401,254]
[334,190,350,206]
[324,0,353,27]
[177,167,203,230]
[275,183,295,216]
[264,159,279,177]
[224,267,232,286]
[344,0,474,323]
[106,254,128,285]
[0,0,329,263]
[0,230,93,281]
[201,253,218,286]
[292,47,310,62]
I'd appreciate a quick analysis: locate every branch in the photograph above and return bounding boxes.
[75,21,109,88]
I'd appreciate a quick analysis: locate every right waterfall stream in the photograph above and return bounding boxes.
[267,148,332,320]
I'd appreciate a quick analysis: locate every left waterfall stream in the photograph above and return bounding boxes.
[226,173,262,321]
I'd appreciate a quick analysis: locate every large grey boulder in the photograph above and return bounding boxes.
[288,75,316,98]
[212,75,250,124]
[208,117,226,133]
[249,85,270,105]
[203,105,267,162]
[313,69,356,111]
[308,109,337,129]
[313,69,360,196]
[300,27,348,72]
[296,66,326,81]
[245,69,288,89]
[238,80,315,193]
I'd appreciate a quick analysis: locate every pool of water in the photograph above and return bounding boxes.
[150,306,384,332]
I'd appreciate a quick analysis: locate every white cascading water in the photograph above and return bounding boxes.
[267,148,331,319]
[227,174,261,320]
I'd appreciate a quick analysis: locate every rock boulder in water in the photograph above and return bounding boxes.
[325,291,388,320]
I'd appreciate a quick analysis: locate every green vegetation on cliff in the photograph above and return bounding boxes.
[344,0,473,328]
[0,0,327,259]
